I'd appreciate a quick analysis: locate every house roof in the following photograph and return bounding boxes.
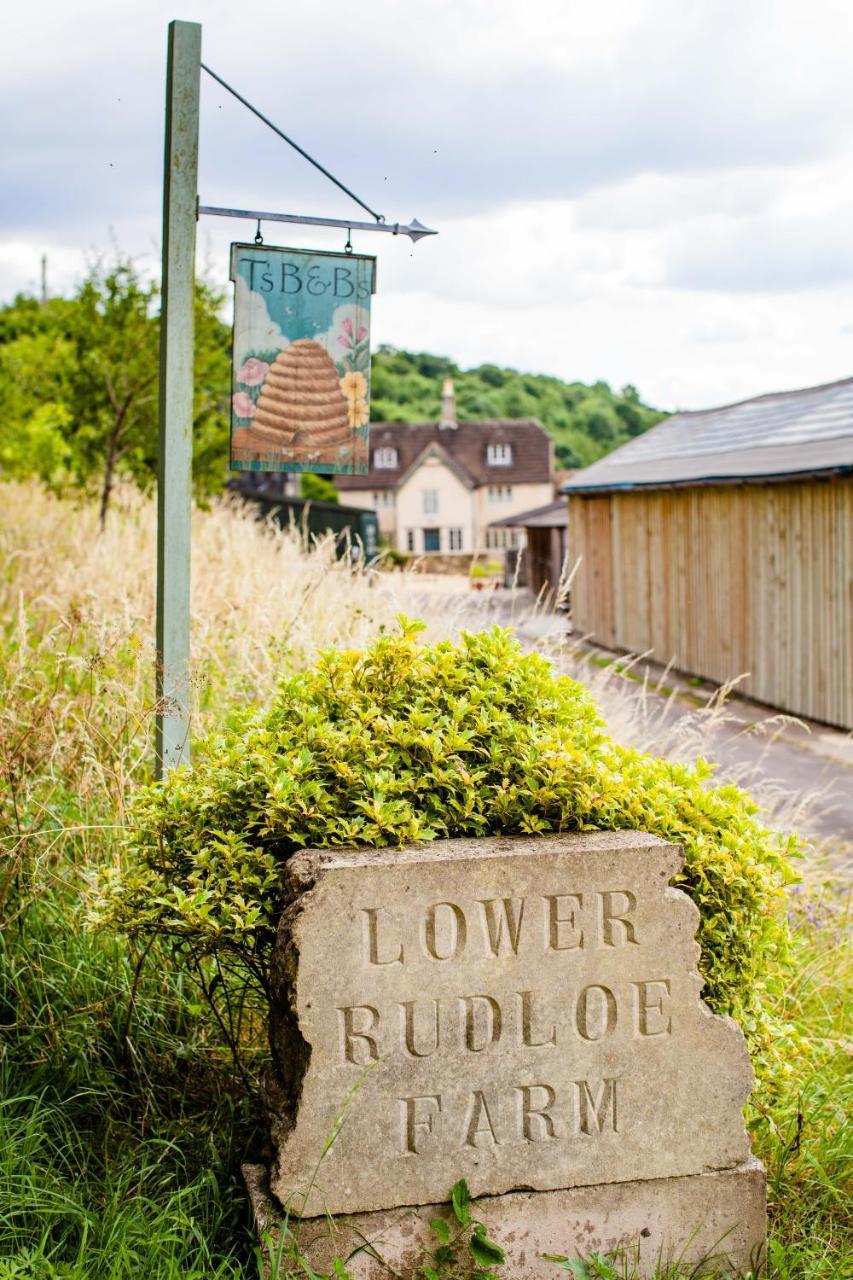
[563,375,853,494]
[396,440,478,490]
[489,498,568,529]
[336,419,552,490]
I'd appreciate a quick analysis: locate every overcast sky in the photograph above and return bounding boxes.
[3,0,853,409]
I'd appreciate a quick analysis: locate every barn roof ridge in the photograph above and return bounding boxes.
[665,373,853,419]
[563,373,853,492]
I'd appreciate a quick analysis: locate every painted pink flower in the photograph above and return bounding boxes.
[232,391,256,419]
[237,357,269,386]
[357,325,368,342]
[337,334,353,348]
[342,317,353,337]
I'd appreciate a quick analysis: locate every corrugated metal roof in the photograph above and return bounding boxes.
[563,376,853,492]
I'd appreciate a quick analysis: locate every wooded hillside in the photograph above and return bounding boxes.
[0,267,666,518]
[370,347,666,469]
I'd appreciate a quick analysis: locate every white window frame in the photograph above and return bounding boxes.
[449,527,463,551]
[487,442,513,466]
[406,529,416,552]
[374,447,398,469]
[422,488,439,515]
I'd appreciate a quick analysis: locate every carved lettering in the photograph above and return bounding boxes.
[423,901,467,961]
[461,994,502,1051]
[518,989,556,1047]
[576,1078,619,1134]
[545,893,584,950]
[400,999,441,1058]
[633,979,672,1037]
[516,1084,558,1141]
[599,890,638,946]
[463,1090,500,1147]
[401,1094,441,1155]
[575,984,618,1041]
[479,897,526,956]
[362,907,403,967]
[338,1005,380,1064]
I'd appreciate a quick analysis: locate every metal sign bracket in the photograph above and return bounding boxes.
[199,205,437,243]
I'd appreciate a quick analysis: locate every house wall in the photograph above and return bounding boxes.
[569,478,853,728]
[396,454,475,555]
[340,487,396,536]
[475,482,554,550]
[342,472,555,562]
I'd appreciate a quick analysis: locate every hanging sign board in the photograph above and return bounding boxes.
[229,243,375,474]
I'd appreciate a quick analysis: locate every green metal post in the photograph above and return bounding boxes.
[155,19,201,776]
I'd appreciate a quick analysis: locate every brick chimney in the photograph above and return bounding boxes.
[439,377,457,429]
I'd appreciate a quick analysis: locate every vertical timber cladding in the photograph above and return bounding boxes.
[229,244,376,476]
[569,478,853,729]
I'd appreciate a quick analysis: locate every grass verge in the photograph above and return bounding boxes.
[0,482,849,1276]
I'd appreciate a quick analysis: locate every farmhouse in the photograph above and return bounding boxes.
[564,376,853,729]
[336,379,553,564]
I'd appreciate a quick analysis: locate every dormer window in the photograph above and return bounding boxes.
[374,446,398,469]
[487,442,512,466]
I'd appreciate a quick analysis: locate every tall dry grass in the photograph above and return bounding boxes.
[1,479,849,1278]
[1,478,835,850]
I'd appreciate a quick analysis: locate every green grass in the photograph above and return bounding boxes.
[1,833,848,1277]
[0,488,849,1277]
[748,875,852,1278]
[0,877,260,1278]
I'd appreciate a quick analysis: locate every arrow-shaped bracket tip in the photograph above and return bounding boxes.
[406,217,438,242]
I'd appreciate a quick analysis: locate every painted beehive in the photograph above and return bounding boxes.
[253,340,351,448]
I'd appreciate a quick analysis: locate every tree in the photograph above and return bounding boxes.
[300,473,339,503]
[368,348,665,464]
[0,256,231,526]
[0,321,75,487]
[67,262,160,526]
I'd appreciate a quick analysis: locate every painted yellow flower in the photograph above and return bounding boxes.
[348,396,370,428]
[340,372,369,427]
[340,371,368,400]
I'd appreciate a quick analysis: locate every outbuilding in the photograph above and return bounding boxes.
[564,377,853,729]
[489,498,569,601]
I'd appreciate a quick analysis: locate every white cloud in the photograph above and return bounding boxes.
[3,0,853,411]
[233,274,288,367]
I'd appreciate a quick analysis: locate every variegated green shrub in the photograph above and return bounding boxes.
[97,621,798,1052]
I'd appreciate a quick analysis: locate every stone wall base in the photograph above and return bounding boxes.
[244,1158,766,1279]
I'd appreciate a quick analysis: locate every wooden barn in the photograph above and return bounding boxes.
[490,499,569,601]
[564,377,853,729]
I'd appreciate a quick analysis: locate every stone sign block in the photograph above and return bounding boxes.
[245,1158,767,1279]
[263,832,755,1220]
